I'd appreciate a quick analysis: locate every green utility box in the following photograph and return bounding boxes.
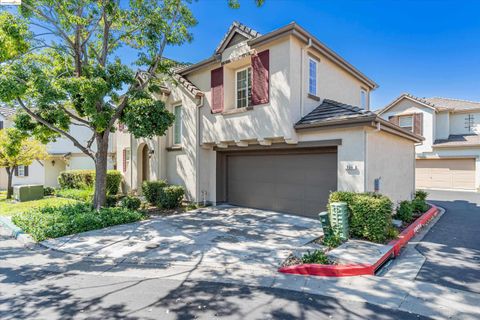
[330,202,349,240]
[318,211,332,237]
[13,185,44,202]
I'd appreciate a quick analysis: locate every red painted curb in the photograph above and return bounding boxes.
[278,205,439,277]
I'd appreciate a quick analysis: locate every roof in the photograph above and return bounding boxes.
[433,134,480,148]
[295,99,376,127]
[178,21,377,90]
[377,93,480,115]
[0,106,17,118]
[295,99,423,143]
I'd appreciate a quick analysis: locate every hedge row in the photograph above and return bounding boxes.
[142,180,185,209]
[58,170,122,195]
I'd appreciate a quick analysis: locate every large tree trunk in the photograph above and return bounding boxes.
[93,133,110,210]
[5,167,14,200]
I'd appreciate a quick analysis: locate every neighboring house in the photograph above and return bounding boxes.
[117,21,422,218]
[0,106,116,189]
[378,93,480,191]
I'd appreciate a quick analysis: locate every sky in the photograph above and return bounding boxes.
[158,0,480,110]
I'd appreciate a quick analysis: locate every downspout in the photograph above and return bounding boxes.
[195,95,204,204]
[300,38,313,118]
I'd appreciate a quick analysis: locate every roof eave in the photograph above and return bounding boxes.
[375,118,424,142]
[294,115,377,130]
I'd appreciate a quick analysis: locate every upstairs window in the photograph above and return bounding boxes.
[399,115,414,132]
[308,58,317,96]
[360,89,367,109]
[236,67,252,108]
[173,105,182,145]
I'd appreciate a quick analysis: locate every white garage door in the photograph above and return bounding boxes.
[416,159,476,190]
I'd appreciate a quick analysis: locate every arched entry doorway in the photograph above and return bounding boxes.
[137,143,150,190]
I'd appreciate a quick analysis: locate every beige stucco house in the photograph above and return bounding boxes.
[378,93,480,192]
[0,106,116,189]
[117,22,422,218]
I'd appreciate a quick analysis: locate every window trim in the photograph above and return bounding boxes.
[173,105,183,146]
[235,66,252,109]
[399,115,414,132]
[308,57,318,96]
[360,89,367,109]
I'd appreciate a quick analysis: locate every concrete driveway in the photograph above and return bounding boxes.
[42,205,321,273]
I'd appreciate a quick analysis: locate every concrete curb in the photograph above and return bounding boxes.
[278,205,439,277]
[0,216,35,248]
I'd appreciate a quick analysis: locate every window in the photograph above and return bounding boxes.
[236,67,252,108]
[308,58,317,96]
[360,89,367,109]
[173,105,182,145]
[17,165,28,177]
[399,115,414,132]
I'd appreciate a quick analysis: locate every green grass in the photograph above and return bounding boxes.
[0,191,77,216]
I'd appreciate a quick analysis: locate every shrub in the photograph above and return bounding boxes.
[58,170,122,195]
[56,188,94,203]
[387,226,399,240]
[105,195,122,208]
[120,196,141,211]
[44,186,56,196]
[396,200,414,222]
[159,185,185,209]
[12,203,144,242]
[415,190,428,201]
[142,180,167,205]
[322,232,343,249]
[301,250,330,264]
[412,198,429,213]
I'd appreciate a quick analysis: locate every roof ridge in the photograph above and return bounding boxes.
[402,93,437,108]
[323,98,372,115]
[214,21,261,54]
[426,96,480,104]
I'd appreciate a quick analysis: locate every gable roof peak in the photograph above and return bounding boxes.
[214,21,261,54]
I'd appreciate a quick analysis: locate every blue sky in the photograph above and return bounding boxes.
[160,0,480,110]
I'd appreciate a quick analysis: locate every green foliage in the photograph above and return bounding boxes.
[12,203,144,242]
[105,195,121,208]
[56,188,94,203]
[415,190,428,201]
[142,180,168,205]
[387,226,399,240]
[412,198,429,214]
[120,196,142,211]
[328,191,393,243]
[301,250,330,265]
[0,12,31,62]
[43,187,55,196]
[159,185,185,209]
[58,170,121,195]
[396,200,414,223]
[322,231,343,249]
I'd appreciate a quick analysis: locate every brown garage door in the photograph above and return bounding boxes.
[416,159,476,190]
[224,149,337,218]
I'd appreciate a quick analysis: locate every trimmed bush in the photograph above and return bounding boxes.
[415,190,428,201]
[58,170,122,195]
[43,187,56,196]
[159,185,185,209]
[412,198,429,213]
[396,200,414,222]
[56,188,94,203]
[105,195,122,208]
[120,196,141,211]
[142,180,167,205]
[12,203,144,242]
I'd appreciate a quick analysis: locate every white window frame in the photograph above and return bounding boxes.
[17,165,25,177]
[360,89,367,109]
[173,105,182,146]
[399,115,414,132]
[308,57,318,96]
[235,66,252,109]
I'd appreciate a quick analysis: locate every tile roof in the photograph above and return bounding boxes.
[0,106,17,118]
[295,99,376,128]
[423,97,480,111]
[433,134,480,147]
[215,21,261,54]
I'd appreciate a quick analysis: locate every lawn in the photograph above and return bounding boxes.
[0,191,78,216]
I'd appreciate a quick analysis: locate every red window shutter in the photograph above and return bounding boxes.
[211,67,224,113]
[252,50,270,105]
[122,149,126,172]
[388,115,399,126]
[414,113,423,136]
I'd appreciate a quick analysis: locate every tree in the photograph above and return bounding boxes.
[0,128,48,199]
[0,1,197,209]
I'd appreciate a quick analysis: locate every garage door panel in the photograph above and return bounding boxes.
[226,151,337,218]
[416,159,475,190]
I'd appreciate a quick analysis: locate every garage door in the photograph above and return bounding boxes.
[225,150,337,218]
[416,159,476,190]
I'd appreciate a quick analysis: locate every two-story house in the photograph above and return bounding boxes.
[0,106,116,189]
[117,22,422,218]
[378,93,480,191]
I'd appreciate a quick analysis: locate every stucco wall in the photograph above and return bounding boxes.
[380,98,435,153]
[435,111,450,139]
[366,128,415,204]
[450,111,480,135]
[45,159,66,187]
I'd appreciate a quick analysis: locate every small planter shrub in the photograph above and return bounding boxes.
[56,188,94,203]
[412,198,429,214]
[322,231,343,249]
[159,185,185,209]
[301,250,329,264]
[396,200,414,222]
[387,226,399,240]
[44,187,55,196]
[142,180,167,205]
[12,203,144,242]
[415,190,428,201]
[120,196,141,211]
[58,170,122,195]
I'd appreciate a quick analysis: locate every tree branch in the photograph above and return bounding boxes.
[58,105,91,127]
